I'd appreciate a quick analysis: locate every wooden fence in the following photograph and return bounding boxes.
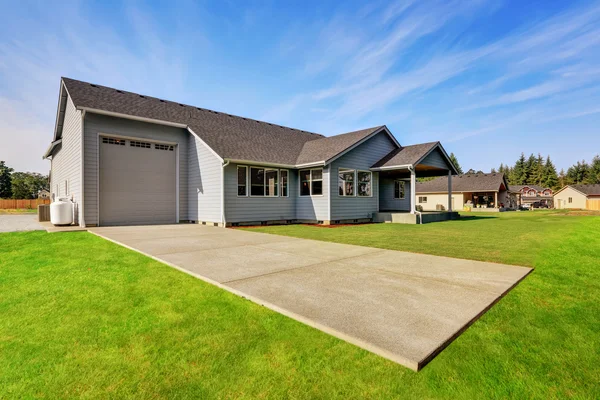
[0,199,51,209]
[586,199,600,211]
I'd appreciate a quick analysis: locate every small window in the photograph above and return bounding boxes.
[102,137,125,145]
[300,170,311,196]
[357,171,371,197]
[265,169,279,197]
[130,140,151,148]
[338,168,355,196]
[250,167,265,196]
[394,181,405,199]
[419,196,427,203]
[155,143,174,151]
[280,170,288,197]
[311,169,323,196]
[237,166,247,196]
[568,197,572,204]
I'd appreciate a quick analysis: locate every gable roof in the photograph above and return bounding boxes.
[416,173,509,193]
[54,78,400,166]
[509,184,548,192]
[555,184,600,196]
[371,142,439,168]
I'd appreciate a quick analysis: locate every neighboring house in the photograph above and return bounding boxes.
[43,78,458,227]
[509,185,554,208]
[554,184,600,210]
[416,173,514,211]
[37,189,51,199]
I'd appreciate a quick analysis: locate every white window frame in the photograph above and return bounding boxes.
[338,168,356,197]
[357,170,372,197]
[299,168,324,197]
[237,165,248,197]
[394,180,405,199]
[247,166,281,198]
[280,169,289,197]
[568,197,572,204]
[419,196,427,203]
[264,168,279,197]
[249,166,266,197]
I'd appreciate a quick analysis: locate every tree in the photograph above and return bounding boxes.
[566,160,590,185]
[491,167,497,173]
[465,168,484,174]
[449,152,463,174]
[586,155,600,184]
[543,156,559,190]
[511,153,527,185]
[525,153,537,183]
[11,172,48,199]
[530,153,545,185]
[558,169,567,188]
[0,161,13,199]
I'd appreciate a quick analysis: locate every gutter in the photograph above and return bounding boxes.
[221,159,230,226]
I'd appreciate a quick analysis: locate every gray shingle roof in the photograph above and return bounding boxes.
[509,184,547,192]
[416,173,508,193]
[570,184,600,196]
[371,142,439,168]
[62,77,389,166]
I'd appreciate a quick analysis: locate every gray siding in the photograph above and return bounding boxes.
[83,114,189,225]
[188,135,222,223]
[50,95,82,224]
[420,147,449,170]
[296,166,329,221]
[330,131,397,220]
[224,163,298,222]
[379,178,411,211]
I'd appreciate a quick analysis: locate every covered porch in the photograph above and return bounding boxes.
[370,142,459,224]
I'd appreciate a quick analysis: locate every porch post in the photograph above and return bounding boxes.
[410,167,416,214]
[448,170,452,212]
[495,191,498,209]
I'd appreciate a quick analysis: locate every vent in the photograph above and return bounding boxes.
[159,99,165,103]
[139,95,145,98]
[179,104,185,107]
[102,137,125,146]
[155,143,174,151]
[90,84,98,88]
[130,140,151,149]
[116,90,123,94]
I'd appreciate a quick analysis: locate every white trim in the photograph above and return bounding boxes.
[247,166,281,198]
[393,180,406,200]
[413,142,459,175]
[78,106,187,128]
[221,160,229,226]
[298,167,324,197]
[187,127,224,162]
[370,164,412,171]
[176,145,180,223]
[295,161,326,168]
[227,159,296,169]
[337,167,356,197]
[357,170,373,198]
[43,139,63,159]
[80,110,86,227]
[279,169,289,197]
[410,166,416,214]
[236,165,248,197]
[553,185,588,197]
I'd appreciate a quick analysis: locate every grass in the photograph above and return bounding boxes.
[0,208,37,214]
[1,211,599,398]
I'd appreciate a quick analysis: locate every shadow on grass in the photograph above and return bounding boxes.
[454,215,498,221]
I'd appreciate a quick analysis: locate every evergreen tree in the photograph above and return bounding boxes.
[543,156,559,189]
[449,153,463,174]
[558,169,566,188]
[586,155,600,184]
[566,160,590,184]
[491,167,497,173]
[512,153,527,185]
[0,161,13,199]
[533,153,545,185]
[525,153,537,183]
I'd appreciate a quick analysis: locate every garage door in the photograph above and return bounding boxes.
[99,136,177,226]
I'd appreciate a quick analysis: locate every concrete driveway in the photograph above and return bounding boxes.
[90,224,531,371]
[0,214,44,232]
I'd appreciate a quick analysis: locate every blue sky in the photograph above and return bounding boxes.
[1,0,600,174]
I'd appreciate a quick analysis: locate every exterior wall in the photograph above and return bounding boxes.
[83,113,189,225]
[188,135,222,223]
[224,163,299,222]
[50,95,82,224]
[419,148,449,169]
[329,131,397,220]
[554,187,587,209]
[379,178,411,211]
[296,166,329,221]
[417,193,463,211]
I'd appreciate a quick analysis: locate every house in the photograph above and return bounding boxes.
[37,189,51,199]
[416,173,514,211]
[554,184,600,210]
[509,185,554,208]
[43,77,458,227]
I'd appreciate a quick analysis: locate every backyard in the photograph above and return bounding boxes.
[0,211,598,398]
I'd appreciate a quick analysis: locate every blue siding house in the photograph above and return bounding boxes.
[44,78,457,227]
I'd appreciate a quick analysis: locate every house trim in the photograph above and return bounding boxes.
[553,185,589,197]
[412,142,459,175]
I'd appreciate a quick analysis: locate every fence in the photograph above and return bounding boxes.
[586,199,600,211]
[0,199,51,209]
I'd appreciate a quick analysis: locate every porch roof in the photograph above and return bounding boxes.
[370,142,458,175]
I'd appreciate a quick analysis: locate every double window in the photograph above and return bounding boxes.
[237,166,288,197]
[338,168,372,197]
[394,181,405,199]
[300,168,323,196]
[568,197,573,204]
[419,196,428,203]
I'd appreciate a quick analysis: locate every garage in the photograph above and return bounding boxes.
[99,136,178,226]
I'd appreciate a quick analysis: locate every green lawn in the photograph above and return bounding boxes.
[1,211,599,398]
[0,208,38,214]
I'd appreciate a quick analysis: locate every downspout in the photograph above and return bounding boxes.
[221,160,230,227]
[408,165,422,224]
[79,110,86,227]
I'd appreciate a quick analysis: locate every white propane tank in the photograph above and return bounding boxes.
[50,197,74,225]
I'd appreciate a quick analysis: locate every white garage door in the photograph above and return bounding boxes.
[99,136,177,226]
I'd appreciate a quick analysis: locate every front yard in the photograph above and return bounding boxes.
[1,211,598,398]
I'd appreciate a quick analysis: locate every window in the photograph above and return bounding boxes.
[300,168,323,196]
[357,171,372,197]
[250,167,265,196]
[155,143,174,151]
[237,166,247,196]
[568,197,572,204]
[338,168,355,196]
[280,170,288,197]
[102,137,125,145]
[419,196,427,203]
[265,169,279,197]
[394,181,405,199]
[130,140,151,148]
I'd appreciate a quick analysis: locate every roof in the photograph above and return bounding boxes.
[57,78,397,166]
[509,185,548,192]
[416,173,509,193]
[556,184,600,196]
[371,142,440,168]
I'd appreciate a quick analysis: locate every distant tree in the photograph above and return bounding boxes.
[543,156,559,190]
[448,153,463,174]
[491,167,497,173]
[558,169,567,188]
[525,153,537,183]
[0,161,13,199]
[530,153,545,185]
[566,160,590,185]
[587,155,600,184]
[512,153,527,185]
[11,172,48,199]
[466,168,484,174]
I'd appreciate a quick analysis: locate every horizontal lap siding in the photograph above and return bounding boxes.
[188,135,222,223]
[50,95,82,223]
[84,114,189,225]
[330,132,397,220]
[420,148,449,169]
[224,163,298,222]
[296,166,329,221]
[379,178,411,211]
[417,193,462,211]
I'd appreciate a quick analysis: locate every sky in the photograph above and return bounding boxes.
[1,0,600,174]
